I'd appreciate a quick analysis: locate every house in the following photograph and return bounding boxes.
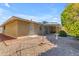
[0,16,61,37]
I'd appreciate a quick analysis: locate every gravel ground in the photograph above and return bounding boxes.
[40,34,79,56]
[0,35,54,56]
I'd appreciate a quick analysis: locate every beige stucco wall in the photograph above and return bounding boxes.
[49,26,56,33]
[17,20,30,37]
[2,18,60,37]
[49,25,61,33]
[3,19,42,37]
[33,23,41,35]
[4,20,18,37]
[17,20,41,37]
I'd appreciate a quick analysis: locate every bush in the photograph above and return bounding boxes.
[75,34,79,40]
[61,3,79,37]
[58,30,67,37]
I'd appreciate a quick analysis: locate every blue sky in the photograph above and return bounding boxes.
[0,3,67,25]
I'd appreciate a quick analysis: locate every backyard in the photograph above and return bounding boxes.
[0,3,79,56]
[1,33,79,56]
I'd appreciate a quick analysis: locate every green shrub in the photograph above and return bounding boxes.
[61,3,79,37]
[58,30,67,37]
[75,34,79,40]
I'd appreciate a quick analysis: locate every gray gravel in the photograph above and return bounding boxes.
[40,34,79,56]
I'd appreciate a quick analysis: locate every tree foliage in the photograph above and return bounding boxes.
[61,3,79,36]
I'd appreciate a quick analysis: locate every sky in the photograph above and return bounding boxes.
[0,3,67,25]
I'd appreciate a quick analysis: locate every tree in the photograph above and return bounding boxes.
[61,3,79,36]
